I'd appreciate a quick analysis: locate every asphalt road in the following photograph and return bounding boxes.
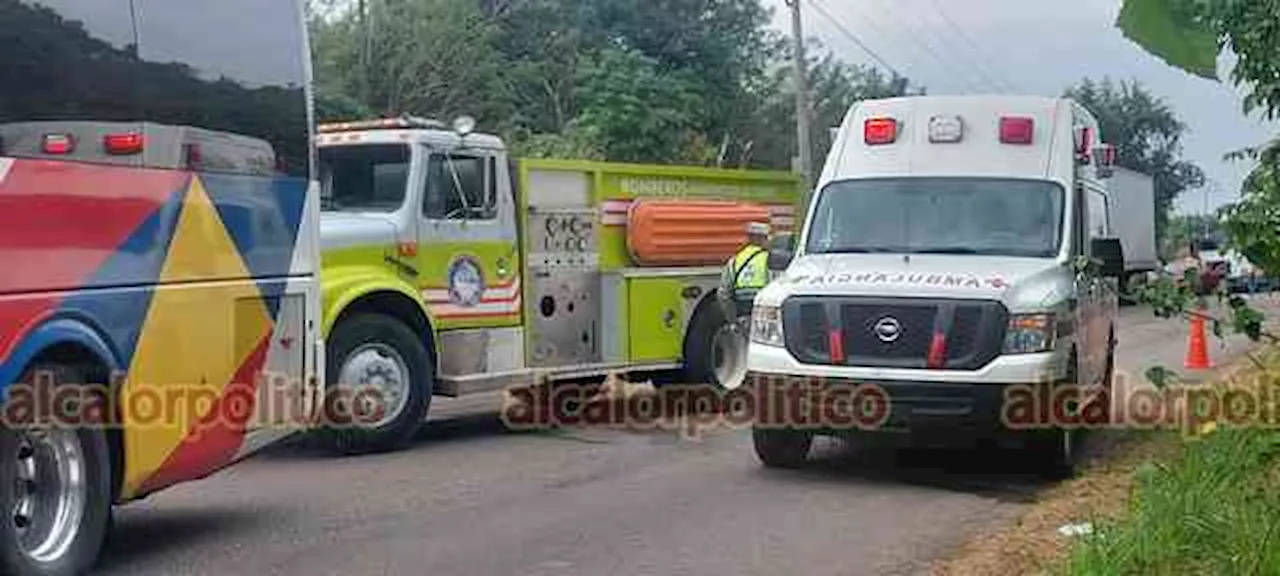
[97,297,1280,576]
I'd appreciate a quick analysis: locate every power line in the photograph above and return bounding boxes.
[923,0,1019,92]
[855,0,994,93]
[805,0,907,82]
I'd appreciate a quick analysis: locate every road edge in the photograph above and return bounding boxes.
[926,350,1264,576]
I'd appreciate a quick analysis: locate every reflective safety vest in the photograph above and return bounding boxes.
[728,245,769,290]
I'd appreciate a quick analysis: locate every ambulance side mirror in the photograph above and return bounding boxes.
[1091,237,1125,278]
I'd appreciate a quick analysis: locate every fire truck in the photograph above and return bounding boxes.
[314,116,803,454]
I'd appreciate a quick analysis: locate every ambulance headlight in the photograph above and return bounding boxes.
[751,305,785,347]
[1003,313,1055,354]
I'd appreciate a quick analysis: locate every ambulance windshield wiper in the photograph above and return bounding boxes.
[822,247,897,254]
[911,247,983,255]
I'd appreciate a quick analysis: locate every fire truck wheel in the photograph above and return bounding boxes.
[0,364,113,576]
[751,426,813,469]
[321,313,433,455]
[682,301,732,390]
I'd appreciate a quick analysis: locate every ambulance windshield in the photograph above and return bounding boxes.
[805,177,1065,258]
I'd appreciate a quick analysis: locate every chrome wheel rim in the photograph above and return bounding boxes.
[338,344,412,428]
[13,427,87,565]
[711,325,748,390]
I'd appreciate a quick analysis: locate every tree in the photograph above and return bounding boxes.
[737,40,920,170]
[561,46,710,164]
[305,0,918,170]
[1063,78,1206,244]
[310,0,514,128]
[1116,0,1279,271]
[1111,0,1279,378]
[1164,213,1224,259]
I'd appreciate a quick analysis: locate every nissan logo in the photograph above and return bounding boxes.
[873,317,902,343]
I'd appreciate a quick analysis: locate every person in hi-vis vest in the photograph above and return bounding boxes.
[720,221,772,320]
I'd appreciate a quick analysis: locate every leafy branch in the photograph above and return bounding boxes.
[1125,267,1273,386]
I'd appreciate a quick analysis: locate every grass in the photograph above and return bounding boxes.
[1058,353,1280,576]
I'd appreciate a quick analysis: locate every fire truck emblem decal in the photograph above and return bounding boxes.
[447,256,485,307]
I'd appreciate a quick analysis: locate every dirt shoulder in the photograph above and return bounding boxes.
[928,352,1267,576]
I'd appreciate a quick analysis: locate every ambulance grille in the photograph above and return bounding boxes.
[781,296,1008,370]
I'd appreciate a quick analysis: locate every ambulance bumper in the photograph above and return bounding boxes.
[745,343,1072,434]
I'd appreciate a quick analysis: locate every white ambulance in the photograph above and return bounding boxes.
[748,95,1124,478]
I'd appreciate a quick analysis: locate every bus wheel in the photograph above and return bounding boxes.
[321,313,432,455]
[0,365,112,576]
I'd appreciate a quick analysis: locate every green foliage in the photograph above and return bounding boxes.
[1116,0,1280,281]
[1198,0,1280,121]
[1060,426,1280,575]
[1115,0,1219,80]
[567,47,708,163]
[308,0,919,169]
[314,87,373,123]
[310,0,514,127]
[1220,151,1280,278]
[1164,213,1224,260]
[1112,1,1279,406]
[1064,78,1206,243]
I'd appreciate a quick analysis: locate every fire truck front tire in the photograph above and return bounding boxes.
[321,313,433,455]
[682,301,734,390]
[0,364,113,576]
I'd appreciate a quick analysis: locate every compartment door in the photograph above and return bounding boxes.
[627,277,687,363]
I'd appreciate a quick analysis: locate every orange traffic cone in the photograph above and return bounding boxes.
[1184,314,1213,370]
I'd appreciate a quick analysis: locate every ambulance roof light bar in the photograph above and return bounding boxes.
[864,117,898,145]
[999,116,1034,145]
[1074,126,1093,165]
[1093,143,1117,178]
[928,115,963,143]
[317,114,446,134]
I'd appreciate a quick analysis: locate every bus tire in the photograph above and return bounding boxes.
[0,364,113,576]
[320,313,432,455]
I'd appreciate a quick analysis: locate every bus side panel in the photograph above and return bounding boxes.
[0,158,313,502]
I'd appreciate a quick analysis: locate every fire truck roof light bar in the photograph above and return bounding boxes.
[317,115,446,134]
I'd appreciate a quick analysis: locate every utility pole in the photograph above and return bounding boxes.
[358,0,370,105]
[786,0,814,206]
[1203,183,1211,240]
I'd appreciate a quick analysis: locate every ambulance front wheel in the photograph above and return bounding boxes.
[320,313,433,455]
[751,426,813,469]
[0,364,113,576]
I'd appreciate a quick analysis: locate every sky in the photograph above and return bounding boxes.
[765,0,1277,215]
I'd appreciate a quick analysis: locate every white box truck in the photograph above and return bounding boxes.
[1105,166,1158,289]
[748,95,1124,479]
